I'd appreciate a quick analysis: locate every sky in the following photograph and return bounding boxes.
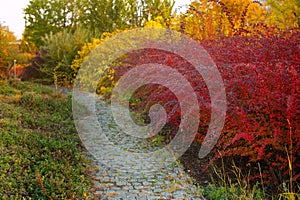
[0,0,191,40]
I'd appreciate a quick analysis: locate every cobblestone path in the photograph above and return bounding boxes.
[71,90,205,200]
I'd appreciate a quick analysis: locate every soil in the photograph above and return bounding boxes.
[179,142,215,187]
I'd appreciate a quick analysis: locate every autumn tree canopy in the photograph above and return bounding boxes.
[24,0,174,48]
[0,24,19,77]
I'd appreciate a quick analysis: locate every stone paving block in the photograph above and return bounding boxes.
[153,188,163,193]
[77,96,206,200]
[134,185,144,190]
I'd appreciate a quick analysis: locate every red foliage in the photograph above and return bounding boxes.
[201,30,300,185]
[8,65,26,78]
[109,29,300,186]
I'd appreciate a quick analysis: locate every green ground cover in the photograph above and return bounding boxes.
[0,80,92,199]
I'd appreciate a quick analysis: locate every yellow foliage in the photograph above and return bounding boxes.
[72,29,131,93]
[71,38,102,72]
[145,20,164,28]
[183,0,266,40]
[144,15,168,28]
[72,27,182,94]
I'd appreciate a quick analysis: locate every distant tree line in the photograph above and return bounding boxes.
[22,0,299,86]
[24,0,174,48]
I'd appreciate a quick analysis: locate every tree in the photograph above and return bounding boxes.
[77,0,126,34]
[38,27,91,86]
[77,0,174,33]
[140,0,175,24]
[181,0,266,40]
[0,24,23,78]
[266,0,300,30]
[24,0,79,48]
[24,0,175,48]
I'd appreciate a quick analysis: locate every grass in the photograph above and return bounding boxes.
[0,79,92,199]
[198,157,300,200]
[202,161,265,200]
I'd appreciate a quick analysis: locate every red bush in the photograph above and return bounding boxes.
[108,29,299,187]
[200,31,299,186]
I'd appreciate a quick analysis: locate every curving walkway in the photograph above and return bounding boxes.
[63,88,205,200]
